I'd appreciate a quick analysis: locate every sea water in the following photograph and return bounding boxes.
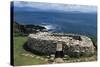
[14,11,97,36]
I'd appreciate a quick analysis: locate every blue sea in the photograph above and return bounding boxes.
[14,11,97,36]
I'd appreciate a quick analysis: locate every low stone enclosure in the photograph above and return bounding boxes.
[27,32,96,57]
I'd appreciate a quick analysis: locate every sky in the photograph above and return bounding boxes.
[13,0,98,6]
[13,1,97,13]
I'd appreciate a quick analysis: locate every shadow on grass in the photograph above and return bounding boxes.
[13,34,28,37]
[23,42,48,56]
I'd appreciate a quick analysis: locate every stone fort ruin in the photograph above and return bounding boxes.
[27,32,95,57]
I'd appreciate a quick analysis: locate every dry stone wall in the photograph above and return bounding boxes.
[27,32,95,57]
[28,38,57,54]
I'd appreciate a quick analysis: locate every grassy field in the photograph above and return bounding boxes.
[13,36,47,66]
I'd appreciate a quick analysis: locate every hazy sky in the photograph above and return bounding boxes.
[13,1,97,13]
[13,0,98,6]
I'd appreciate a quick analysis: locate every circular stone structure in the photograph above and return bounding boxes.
[27,32,95,57]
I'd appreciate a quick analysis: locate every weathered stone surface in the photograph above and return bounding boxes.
[54,58,64,63]
[27,32,95,57]
[36,56,41,59]
[44,59,48,62]
[39,57,44,60]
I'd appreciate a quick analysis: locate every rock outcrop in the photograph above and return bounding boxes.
[27,32,95,57]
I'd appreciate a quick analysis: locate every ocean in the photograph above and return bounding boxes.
[14,11,97,36]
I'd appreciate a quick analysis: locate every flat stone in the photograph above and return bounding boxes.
[44,59,48,62]
[50,54,55,57]
[63,58,67,60]
[30,55,35,57]
[46,56,50,58]
[50,57,54,60]
[36,56,41,59]
[54,58,64,63]
[24,54,29,56]
[40,57,44,60]
[64,55,69,57]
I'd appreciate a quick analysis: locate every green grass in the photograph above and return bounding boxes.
[89,36,97,43]
[88,36,97,50]
[13,36,46,66]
